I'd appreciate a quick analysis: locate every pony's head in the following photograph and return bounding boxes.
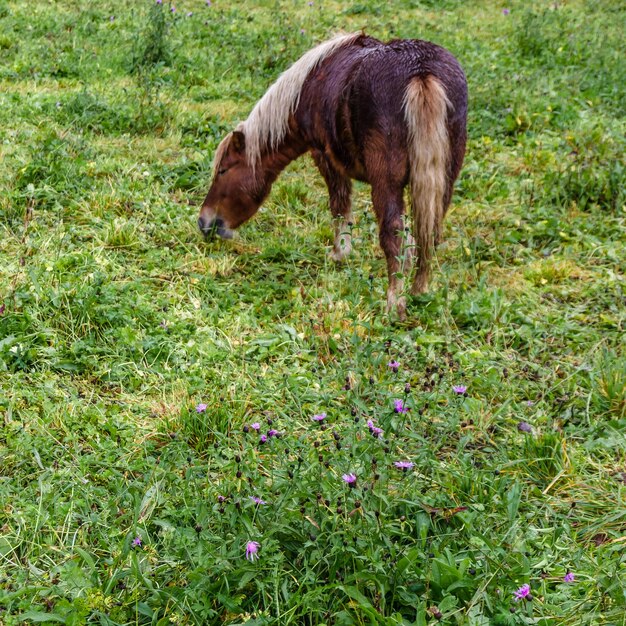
[198,129,263,239]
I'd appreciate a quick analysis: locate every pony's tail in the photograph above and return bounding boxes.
[404,75,451,294]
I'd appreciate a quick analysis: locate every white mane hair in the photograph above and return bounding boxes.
[238,32,361,169]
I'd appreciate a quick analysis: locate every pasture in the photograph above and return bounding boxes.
[0,0,624,624]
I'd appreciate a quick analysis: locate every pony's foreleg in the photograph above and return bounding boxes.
[329,187,353,262]
[312,150,353,262]
[371,185,408,321]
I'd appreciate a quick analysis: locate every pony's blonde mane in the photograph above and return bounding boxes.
[213,131,233,175]
[240,32,361,169]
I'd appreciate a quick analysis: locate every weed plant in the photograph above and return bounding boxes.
[0,1,624,625]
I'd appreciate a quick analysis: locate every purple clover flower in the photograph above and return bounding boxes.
[452,385,467,394]
[217,495,226,503]
[502,8,510,15]
[517,421,533,433]
[259,434,267,444]
[245,540,260,561]
[312,412,326,422]
[132,536,142,547]
[513,584,531,601]
[249,496,266,505]
[250,422,261,431]
[394,399,409,414]
[564,572,575,583]
[196,403,207,413]
[388,360,399,373]
[267,429,279,438]
[342,473,357,486]
[394,461,415,471]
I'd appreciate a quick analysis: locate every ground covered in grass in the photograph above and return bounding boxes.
[0,0,625,624]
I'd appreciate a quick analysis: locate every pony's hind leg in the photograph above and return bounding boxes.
[312,150,353,262]
[370,184,409,320]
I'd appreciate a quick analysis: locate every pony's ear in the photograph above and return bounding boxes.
[230,130,246,154]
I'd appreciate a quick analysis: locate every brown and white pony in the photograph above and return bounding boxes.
[198,33,467,319]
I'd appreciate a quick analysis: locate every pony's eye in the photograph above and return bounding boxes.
[218,168,227,176]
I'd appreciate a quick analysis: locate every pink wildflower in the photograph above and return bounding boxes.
[245,541,260,561]
[367,420,384,438]
[513,584,531,601]
[394,461,415,471]
[342,473,357,486]
[394,399,409,414]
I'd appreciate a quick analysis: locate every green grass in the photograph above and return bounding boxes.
[1,0,625,624]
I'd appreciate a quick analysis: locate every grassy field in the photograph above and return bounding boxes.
[1,0,625,624]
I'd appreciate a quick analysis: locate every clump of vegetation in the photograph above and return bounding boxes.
[515,7,566,59]
[545,123,625,212]
[130,0,175,73]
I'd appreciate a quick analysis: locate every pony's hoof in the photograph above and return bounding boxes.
[329,248,348,263]
[410,279,428,296]
[396,300,407,321]
[386,295,407,321]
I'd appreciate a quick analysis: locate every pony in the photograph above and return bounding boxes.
[198,33,467,319]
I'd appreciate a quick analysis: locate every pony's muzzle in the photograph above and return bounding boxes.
[198,215,233,240]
